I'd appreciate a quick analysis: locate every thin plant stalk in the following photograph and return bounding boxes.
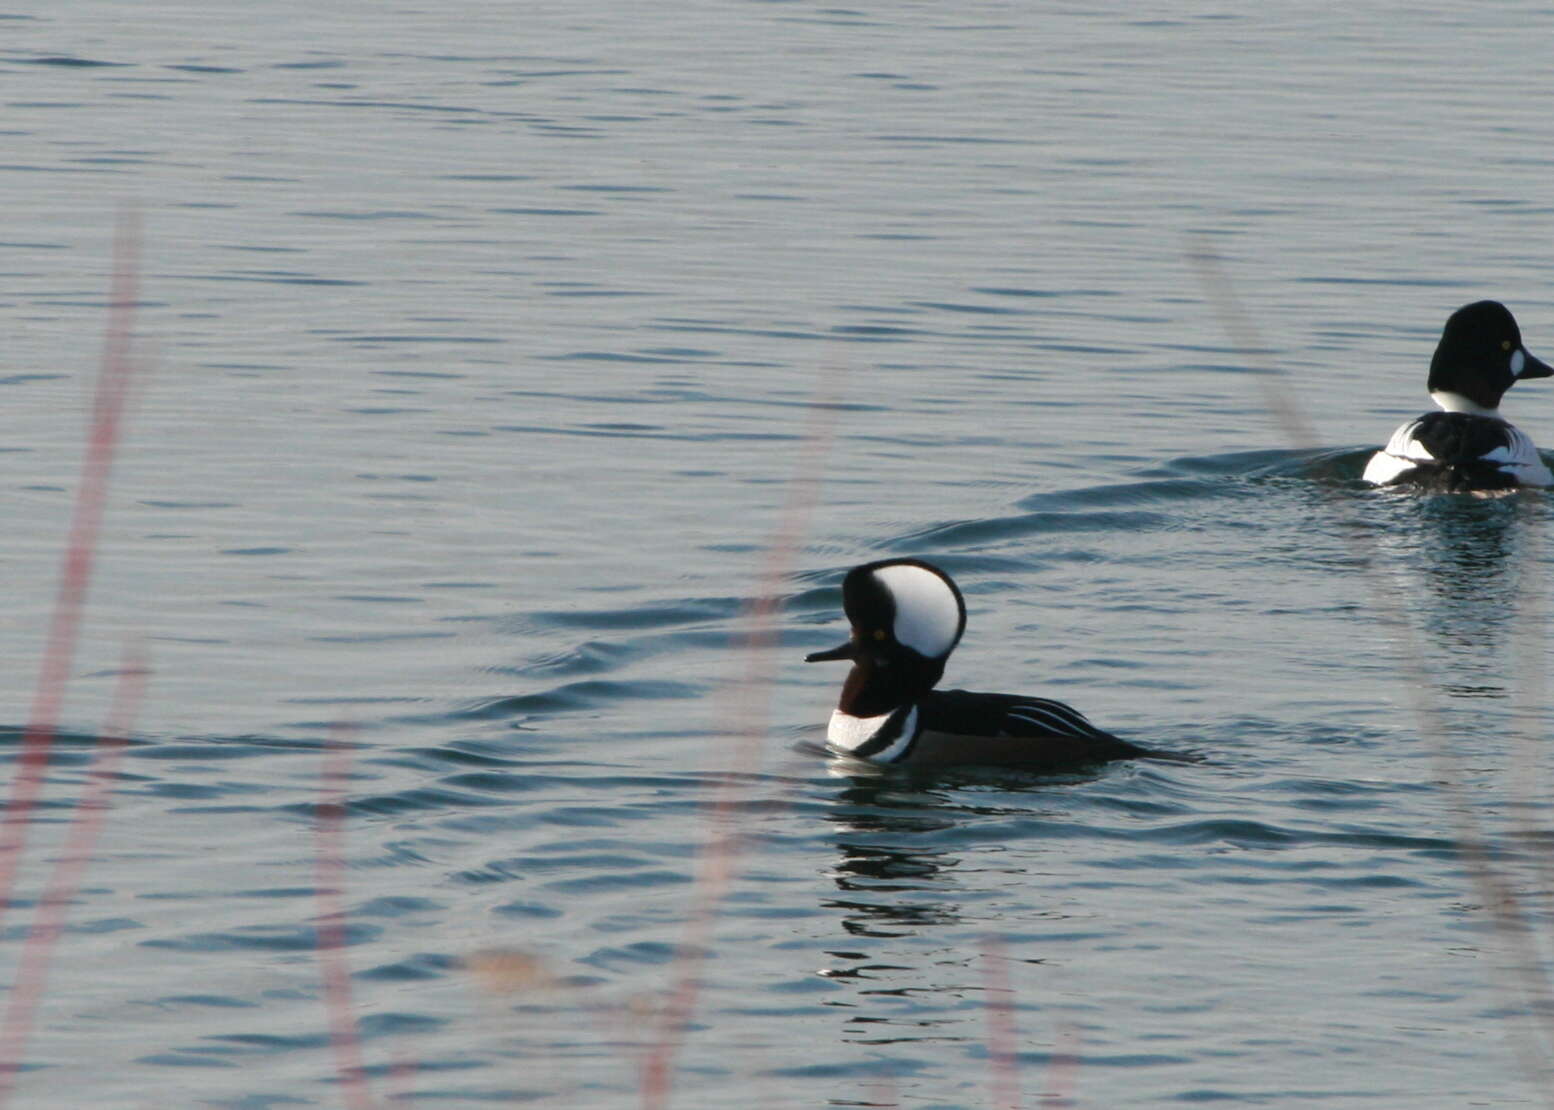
[1037,1023,1080,1109]
[386,1050,421,1106]
[1190,239,1554,1102]
[314,725,375,1110]
[0,643,149,1105]
[0,209,144,922]
[980,934,1022,1110]
[637,366,844,1110]
[864,1074,899,1108]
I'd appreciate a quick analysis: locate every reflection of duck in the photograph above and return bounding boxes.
[818,780,1075,1053]
[827,783,959,896]
[1364,301,1553,491]
[805,558,1162,769]
[820,782,966,1000]
[1410,496,1520,604]
[1370,493,1539,695]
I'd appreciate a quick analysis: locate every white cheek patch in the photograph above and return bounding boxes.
[1512,348,1527,377]
[872,563,962,658]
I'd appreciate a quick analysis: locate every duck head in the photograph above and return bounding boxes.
[805,558,967,718]
[1428,300,1553,413]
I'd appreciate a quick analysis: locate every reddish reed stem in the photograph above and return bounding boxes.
[980,935,1022,1110]
[637,367,844,1110]
[1038,1022,1080,1108]
[0,643,150,1105]
[0,209,143,922]
[314,726,375,1110]
[1191,240,1554,1104]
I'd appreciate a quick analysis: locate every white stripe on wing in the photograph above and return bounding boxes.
[1005,700,1105,739]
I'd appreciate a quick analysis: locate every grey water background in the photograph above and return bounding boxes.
[4,2,1554,1106]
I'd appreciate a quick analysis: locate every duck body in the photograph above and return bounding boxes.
[826,688,1152,769]
[807,558,1155,770]
[1364,301,1553,491]
[1363,410,1551,491]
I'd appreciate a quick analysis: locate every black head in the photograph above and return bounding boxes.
[804,558,967,716]
[1427,300,1553,411]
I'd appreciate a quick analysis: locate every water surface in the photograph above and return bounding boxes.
[4,3,1554,1106]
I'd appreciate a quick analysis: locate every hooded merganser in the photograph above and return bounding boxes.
[1363,301,1553,491]
[805,558,1154,769]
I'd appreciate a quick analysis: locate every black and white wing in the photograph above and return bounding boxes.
[1477,421,1553,485]
[916,689,1153,765]
[1363,412,1552,488]
[1001,697,1115,740]
[1363,416,1439,485]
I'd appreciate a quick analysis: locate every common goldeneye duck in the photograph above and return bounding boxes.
[804,557,1154,769]
[1363,300,1554,491]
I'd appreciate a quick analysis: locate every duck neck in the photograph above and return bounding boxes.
[1429,389,1500,416]
[835,654,944,719]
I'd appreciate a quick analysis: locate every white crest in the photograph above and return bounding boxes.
[872,563,962,658]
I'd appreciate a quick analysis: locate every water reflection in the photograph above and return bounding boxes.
[815,771,1090,1067]
[1409,496,1526,603]
[822,780,965,946]
[817,778,971,1061]
[1367,491,1546,700]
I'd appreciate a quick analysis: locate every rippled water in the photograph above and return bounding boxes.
[5,2,1554,1107]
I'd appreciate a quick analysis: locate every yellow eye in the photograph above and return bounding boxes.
[1503,340,1513,351]
[872,629,886,641]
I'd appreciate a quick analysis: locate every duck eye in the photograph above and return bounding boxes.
[1502,340,1513,351]
[872,629,887,641]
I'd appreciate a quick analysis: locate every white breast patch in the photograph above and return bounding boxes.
[827,706,918,762]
